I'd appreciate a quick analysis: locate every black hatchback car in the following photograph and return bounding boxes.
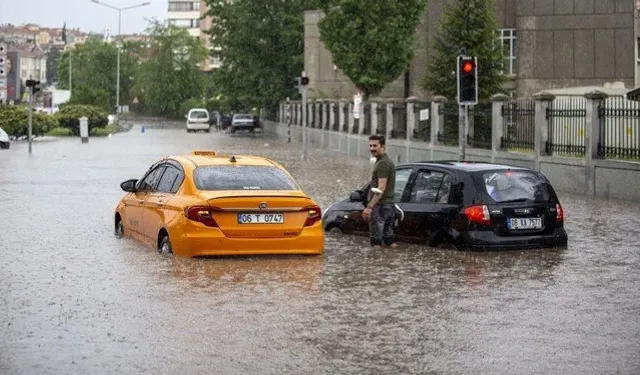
[322,161,568,250]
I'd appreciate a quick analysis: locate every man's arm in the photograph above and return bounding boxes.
[367,177,387,208]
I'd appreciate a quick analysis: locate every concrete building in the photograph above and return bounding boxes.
[305,0,640,100]
[167,0,221,70]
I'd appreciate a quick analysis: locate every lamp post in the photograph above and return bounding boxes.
[90,0,149,119]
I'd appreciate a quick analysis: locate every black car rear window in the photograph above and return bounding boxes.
[194,166,298,191]
[479,170,552,203]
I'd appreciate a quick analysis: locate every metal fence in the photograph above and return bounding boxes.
[376,104,387,135]
[546,95,586,155]
[438,102,459,145]
[598,96,640,160]
[413,101,431,142]
[469,102,492,149]
[501,98,535,150]
[390,103,407,139]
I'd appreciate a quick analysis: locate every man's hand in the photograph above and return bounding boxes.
[362,206,373,222]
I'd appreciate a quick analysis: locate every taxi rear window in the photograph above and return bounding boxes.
[194,166,298,191]
[479,170,552,203]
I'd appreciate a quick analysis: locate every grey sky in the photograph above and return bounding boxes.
[0,0,167,35]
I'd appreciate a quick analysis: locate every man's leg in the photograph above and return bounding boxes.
[369,205,384,247]
[381,204,397,247]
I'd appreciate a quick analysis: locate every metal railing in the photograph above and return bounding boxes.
[413,101,431,142]
[598,96,640,160]
[437,102,459,145]
[468,102,492,149]
[546,95,586,155]
[501,98,535,150]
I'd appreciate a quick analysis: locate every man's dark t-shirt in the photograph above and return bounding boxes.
[371,153,396,204]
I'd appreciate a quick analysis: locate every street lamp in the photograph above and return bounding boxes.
[90,0,149,118]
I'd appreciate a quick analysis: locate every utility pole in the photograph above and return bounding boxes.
[69,51,72,94]
[286,97,291,143]
[301,71,309,161]
[28,86,33,154]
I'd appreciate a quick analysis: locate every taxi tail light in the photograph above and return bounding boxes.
[464,205,492,225]
[302,205,322,227]
[556,202,564,223]
[185,206,219,227]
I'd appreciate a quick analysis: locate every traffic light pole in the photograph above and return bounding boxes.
[458,104,467,161]
[286,97,291,143]
[27,87,33,154]
[301,71,308,161]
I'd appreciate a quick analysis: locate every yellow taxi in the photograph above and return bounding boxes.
[114,150,324,257]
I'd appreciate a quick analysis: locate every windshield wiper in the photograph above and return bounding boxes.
[496,198,529,203]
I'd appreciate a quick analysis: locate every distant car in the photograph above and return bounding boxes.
[322,161,568,251]
[0,127,10,149]
[185,108,211,133]
[114,149,324,257]
[230,114,255,133]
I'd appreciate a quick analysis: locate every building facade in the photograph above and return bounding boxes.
[167,0,220,70]
[305,0,639,100]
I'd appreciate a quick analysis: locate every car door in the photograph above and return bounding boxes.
[395,169,457,244]
[349,167,414,235]
[144,164,184,245]
[133,165,165,246]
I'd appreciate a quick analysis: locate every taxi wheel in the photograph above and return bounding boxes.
[158,233,173,255]
[115,219,124,239]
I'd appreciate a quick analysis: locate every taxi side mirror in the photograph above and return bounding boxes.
[120,179,138,192]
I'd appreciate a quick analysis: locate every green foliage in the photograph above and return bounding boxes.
[46,46,62,84]
[55,104,109,135]
[131,21,209,118]
[0,105,59,138]
[203,0,314,111]
[318,0,427,99]
[179,98,206,118]
[57,39,139,112]
[421,0,506,101]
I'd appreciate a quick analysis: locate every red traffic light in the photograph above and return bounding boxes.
[461,61,474,74]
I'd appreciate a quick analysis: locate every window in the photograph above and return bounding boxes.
[189,110,209,119]
[169,19,200,28]
[168,1,200,11]
[637,38,640,61]
[480,170,552,203]
[394,169,412,202]
[499,29,516,76]
[156,167,183,193]
[194,166,299,191]
[409,170,450,204]
[137,166,166,192]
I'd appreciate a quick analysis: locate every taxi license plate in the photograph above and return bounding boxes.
[507,217,542,230]
[237,213,284,224]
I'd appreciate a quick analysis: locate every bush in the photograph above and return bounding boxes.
[0,105,59,139]
[56,104,108,135]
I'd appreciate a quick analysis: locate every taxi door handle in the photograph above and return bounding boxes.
[156,201,164,207]
[137,199,144,204]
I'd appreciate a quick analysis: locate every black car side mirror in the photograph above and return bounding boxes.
[120,179,138,192]
[349,191,363,202]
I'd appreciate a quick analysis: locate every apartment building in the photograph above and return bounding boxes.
[167,0,220,70]
[305,0,640,99]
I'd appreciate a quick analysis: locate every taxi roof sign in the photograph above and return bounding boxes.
[192,150,217,157]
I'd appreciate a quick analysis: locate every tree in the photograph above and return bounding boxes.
[57,40,139,111]
[421,0,505,101]
[61,22,67,45]
[46,46,62,84]
[317,0,427,99]
[203,0,314,111]
[131,21,208,118]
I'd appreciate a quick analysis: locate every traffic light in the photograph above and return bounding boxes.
[26,79,41,95]
[300,76,309,86]
[457,56,478,105]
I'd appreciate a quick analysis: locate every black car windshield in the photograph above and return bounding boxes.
[479,170,552,203]
[194,166,298,191]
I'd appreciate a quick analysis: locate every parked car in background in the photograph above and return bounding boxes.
[322,161,568,251]
[114,149,324,257]
[0,127,10,149]
[230,114,255,133]
[185,108,211,133]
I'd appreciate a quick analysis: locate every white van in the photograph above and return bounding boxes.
[186,108,211,133]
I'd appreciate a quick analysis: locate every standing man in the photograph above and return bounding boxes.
[362,134,397,248]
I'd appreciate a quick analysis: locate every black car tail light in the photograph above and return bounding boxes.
[464,205,492,225]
